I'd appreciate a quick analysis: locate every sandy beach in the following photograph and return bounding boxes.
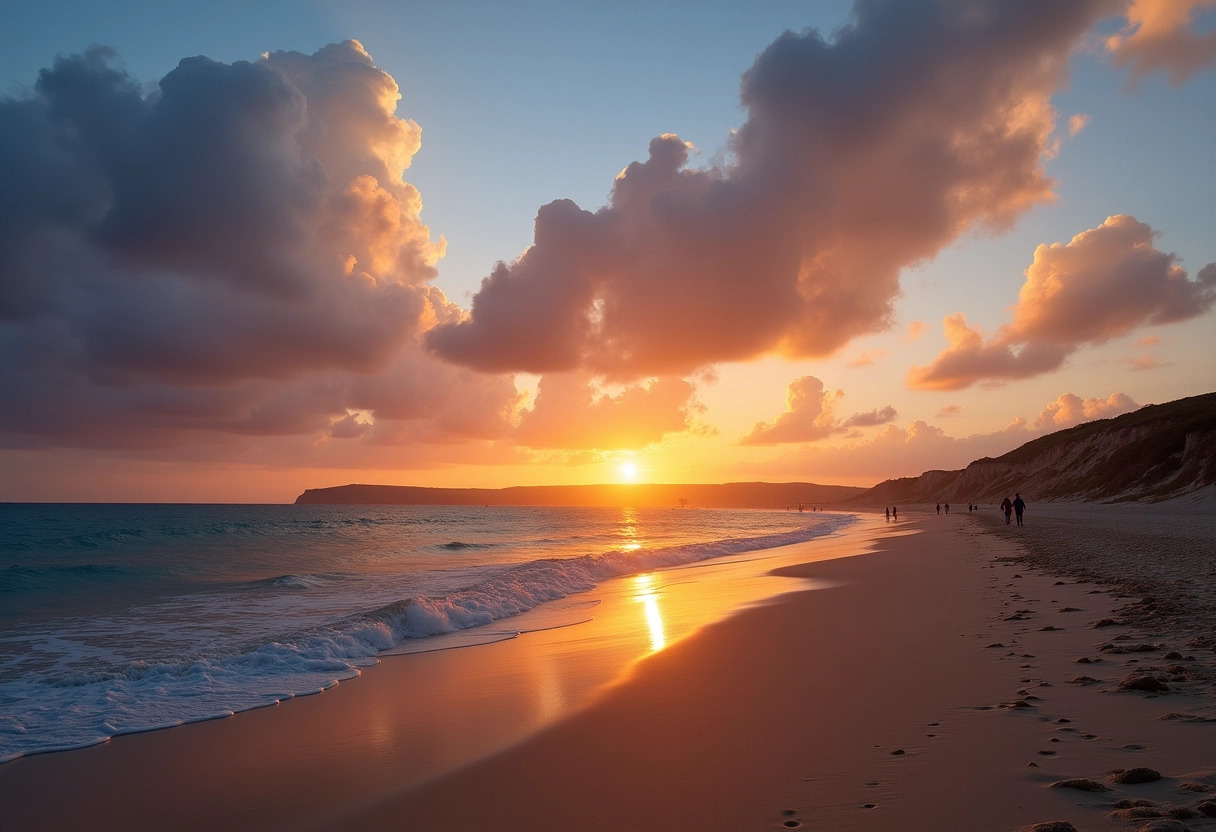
[2,502,1214,831]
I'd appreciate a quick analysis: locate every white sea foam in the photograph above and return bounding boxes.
[0,506,854,762]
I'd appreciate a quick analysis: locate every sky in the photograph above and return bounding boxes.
[1,0,1214,503]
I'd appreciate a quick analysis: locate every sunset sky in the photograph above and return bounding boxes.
[2,0,1214,502]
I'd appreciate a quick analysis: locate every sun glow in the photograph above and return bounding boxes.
[619,461,638,481]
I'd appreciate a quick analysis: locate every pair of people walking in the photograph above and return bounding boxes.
[999,493,1026,526]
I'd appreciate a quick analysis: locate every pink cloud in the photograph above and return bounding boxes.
[1120,355,1163,370]
[429,4,1109,379]
[1107,0,1216,86]
[908,215,1216,390]
[937,405,964,417]
[1068,113,1092,136]
[752,419,1036,482]
[848,349,888,367]
[745,390,1139,482]
[740,376,895,445]
[1033,392,1139,429]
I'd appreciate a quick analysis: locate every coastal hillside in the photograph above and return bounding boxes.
[295,481,865,508]
[855,391,1216,505]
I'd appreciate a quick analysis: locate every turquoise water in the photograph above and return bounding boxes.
[0,503,853,761]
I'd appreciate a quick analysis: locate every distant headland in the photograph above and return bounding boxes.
[295,392,1215,508]
[294,482,862,508]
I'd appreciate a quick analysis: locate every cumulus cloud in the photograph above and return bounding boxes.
[0,41,522,454]
[1034,392,1138,429]
[428,1,1115,379]
[512,374,700,450]
[1107,0,1216,85]
[908,215,1216,390]
[740,376,894,445]
[753,418,1036,481]
[746,390,1136,481]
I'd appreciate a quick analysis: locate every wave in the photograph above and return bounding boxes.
[0,515,854,762]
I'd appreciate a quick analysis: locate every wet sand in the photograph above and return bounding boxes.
[1,503,1213,831]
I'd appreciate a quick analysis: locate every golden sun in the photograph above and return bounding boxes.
[619,461,638,481]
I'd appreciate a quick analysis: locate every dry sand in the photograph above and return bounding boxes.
[1,502,1213,831]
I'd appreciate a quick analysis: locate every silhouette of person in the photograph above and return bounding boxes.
[944,502,950,514]
[885,507,890,521]
[1012,493,1026,526]
[892,505,898,520]
[936,504,941,515]
[1000,496,1013,525]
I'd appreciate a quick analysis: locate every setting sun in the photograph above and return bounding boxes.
[619,461,639,482]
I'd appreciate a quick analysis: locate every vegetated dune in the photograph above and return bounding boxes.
[855,391,1216,505]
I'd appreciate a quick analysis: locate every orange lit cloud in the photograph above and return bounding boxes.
[1120,355,1163,370]
[1034,392,1138,429]
[937,405,964,417]
[429,3,1113,379]
[740,376,895,445]
[908,215,1216,390]
[513,374,700,450]
[0,42,518,454]
[848,350,888,367]
[906,321,928,342]
[1107,0,1216,85]
[753,419,1036,481]
[749,390,1138,481]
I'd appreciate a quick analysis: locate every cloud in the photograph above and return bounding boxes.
[1067,113,1092,136]
[908,215,1216,390]
[1034,392,1138,429]
[512,374,700,450]
[906,321,928,342]
[843,406,898,428]
[1120,355,1163,370]
[753,418,1036,481]
[740,376,894,445]
[429,2,1114,380]
[745,390,1137,482]
[937,404,964,417]
[848,349,888,367]
[1107,0,1216,86]
[0,41,521,454]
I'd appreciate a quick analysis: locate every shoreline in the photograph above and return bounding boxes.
[2,507,1214,830]
[0,514,886,830]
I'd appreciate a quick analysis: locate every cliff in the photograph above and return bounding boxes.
[855,392,1216,505]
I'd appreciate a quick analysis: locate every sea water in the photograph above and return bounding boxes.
[0,503,853,762]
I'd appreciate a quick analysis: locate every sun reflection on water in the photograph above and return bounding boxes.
[633,573,666,652]
[618,506,642,551]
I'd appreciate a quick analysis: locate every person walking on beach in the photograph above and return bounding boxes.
[892,505,898,520]
[1012,493,1026,526]
[936,503,941,515]
[1000,496,1013,525]
[885,507,890,521]
[944,502,950,514]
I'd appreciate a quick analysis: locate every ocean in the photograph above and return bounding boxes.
[0,503,853,762]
